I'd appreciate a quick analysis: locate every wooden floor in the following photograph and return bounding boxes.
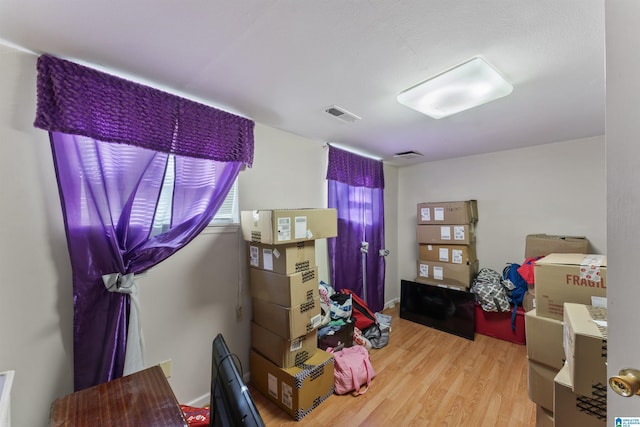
[249,305,536,427]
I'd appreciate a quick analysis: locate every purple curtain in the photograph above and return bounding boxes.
[327,146,385,312]
[34,55,254,391]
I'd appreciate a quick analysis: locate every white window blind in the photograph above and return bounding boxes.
[209,178,239,225]
[151,155,239,237]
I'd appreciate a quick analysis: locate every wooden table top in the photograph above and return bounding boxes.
[49,365,188,427]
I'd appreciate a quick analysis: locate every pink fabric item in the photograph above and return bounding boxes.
[332,345,376,395]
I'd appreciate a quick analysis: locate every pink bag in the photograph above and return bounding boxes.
[332,345,376,395]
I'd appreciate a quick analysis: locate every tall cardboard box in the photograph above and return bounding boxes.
[418,243,477,265]
[533,254,606,320]
[248,241,316,274]
[252,297,322,339]
[525,234,589,258]
[525,309,565,370]
[249,267,318,307]
[415,259,478,289]
[241,208,337,244]
[250,349,335,421]
[554,364,606,426]
[535,405,554,427]
[416,224,476,245]
[563,303,607,397]
[417,200,478,225]
[251,322,318,368]
[527,359,559,412]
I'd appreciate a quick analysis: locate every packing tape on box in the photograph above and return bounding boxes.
[579,255,605,281]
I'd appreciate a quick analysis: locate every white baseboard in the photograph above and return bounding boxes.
[187,372,252,408]
[185,392,210,408]
[384,297,400,310]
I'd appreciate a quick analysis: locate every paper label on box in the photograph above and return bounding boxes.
[592,296,607,308]
[267,373,278,399]
[439,248,449,262]
[434,266,444,280]
[249,246,259,267]
[290,338,302,352]
[277,217,291,241]
[452,249,463,264]
[421,207,431,221]
[580,255,605,282]
[281,382,293,409]
[434,207,445,221]
[262,249,273,271]
[294,216,307,239]
[453,226,465,241]
[272,248,280,258]
[440,226,451,240]
[419,264,429,278]
[310,314,322,329]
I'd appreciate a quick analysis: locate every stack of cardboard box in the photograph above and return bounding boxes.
[415,200,479,291]
[240,208,338,421]
[525,250,606,427]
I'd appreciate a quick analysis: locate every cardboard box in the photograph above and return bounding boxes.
[241,209,337,244]
[533,254,606,321]
[248,241,316,274]
[535,405,554,427]
[525,234,589,258]
[252,297,322,339]
[525,309,565,370]
[249,267,318,307]
[418,243,477,265]
[417,200,478,225]
[522,291,535,312]
[251,322,318,368]
[416,224,476,245]
[563,303,607,397]
[250,349,334,421]
[527,359,559,412]
[415,259,478,289]
[554,364,606,427]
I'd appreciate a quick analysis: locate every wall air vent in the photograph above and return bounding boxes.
[324,105,362,123]
[393,151,424,159]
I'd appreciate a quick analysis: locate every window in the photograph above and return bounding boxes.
[208,178,239,225]
[151,155,239,237]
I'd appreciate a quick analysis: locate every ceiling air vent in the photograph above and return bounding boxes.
[393,151,424,160]
[324,105,361,123]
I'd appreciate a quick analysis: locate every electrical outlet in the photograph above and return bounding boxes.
[159,359,172,378]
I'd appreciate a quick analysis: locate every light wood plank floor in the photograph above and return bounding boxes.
[249,305,536,426]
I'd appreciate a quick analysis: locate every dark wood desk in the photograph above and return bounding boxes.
[49,365,188,426]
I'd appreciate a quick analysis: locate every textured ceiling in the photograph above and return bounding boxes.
[0,0,605,166]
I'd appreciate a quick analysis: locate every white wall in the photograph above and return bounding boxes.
[0,45,75,427]
[397,136,606,284]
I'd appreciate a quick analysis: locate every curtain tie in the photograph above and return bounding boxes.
[102,272,145,376]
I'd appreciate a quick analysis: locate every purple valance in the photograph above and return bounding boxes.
[326,145,384,189]
[34,54,254,166]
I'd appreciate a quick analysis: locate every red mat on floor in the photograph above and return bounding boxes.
[180,405,209,427]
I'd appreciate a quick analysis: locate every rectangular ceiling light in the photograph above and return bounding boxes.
[397,57,513,119]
